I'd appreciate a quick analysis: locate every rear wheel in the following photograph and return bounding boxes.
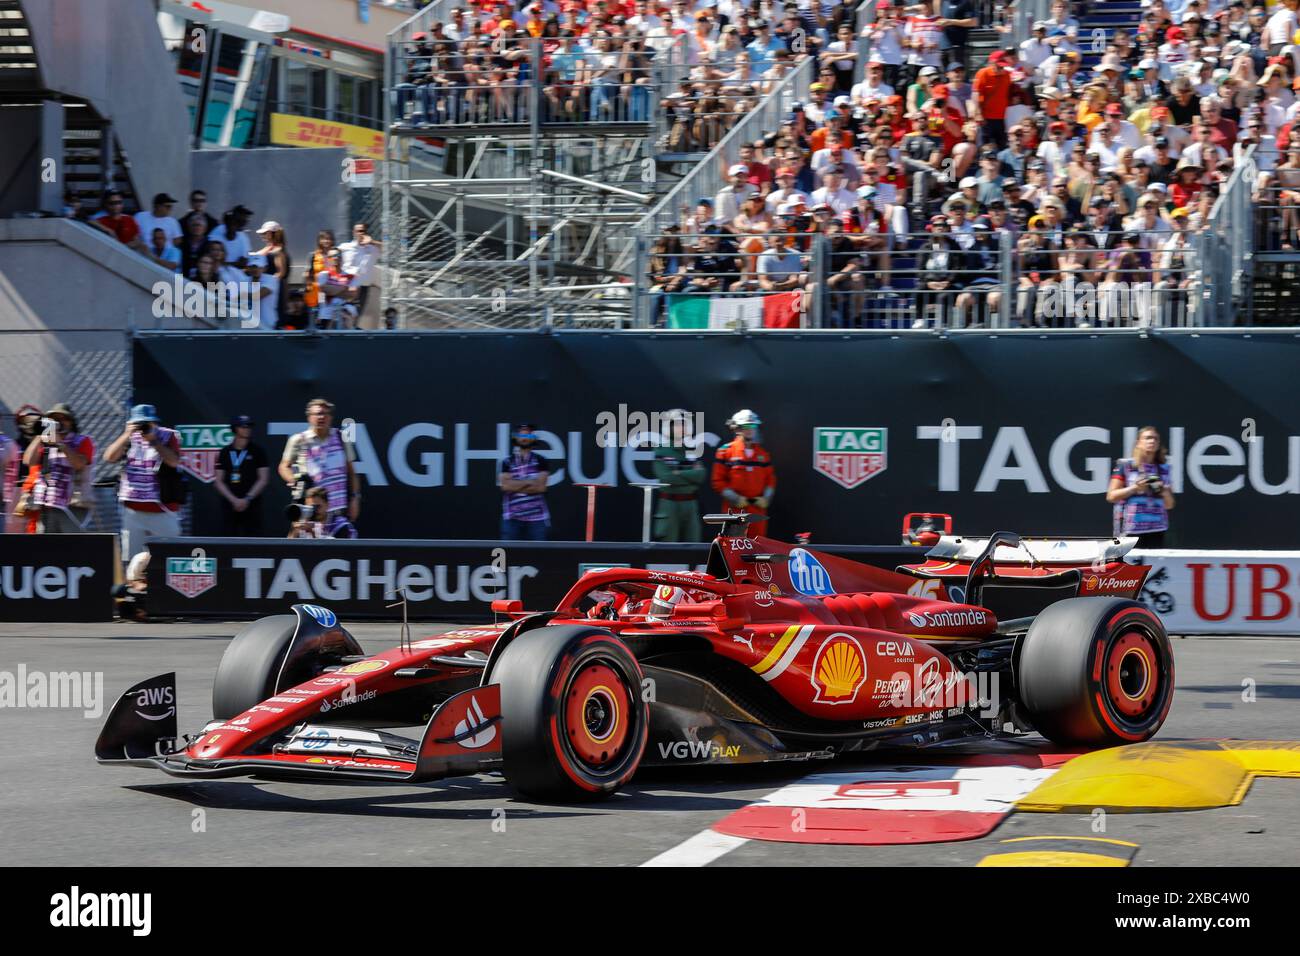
[1016,598,1174,746]
[492,625,648,802]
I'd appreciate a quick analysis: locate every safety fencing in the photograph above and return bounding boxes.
[633,226,1207,330]
[388,37,675,131]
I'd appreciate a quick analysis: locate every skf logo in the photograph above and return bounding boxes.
[811,632,866,704]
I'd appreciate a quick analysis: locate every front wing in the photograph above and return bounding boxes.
[95,673,503,784]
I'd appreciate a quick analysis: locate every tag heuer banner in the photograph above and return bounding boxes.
[0,534,118,622]
[144,538,917,622]
[814,427,887,489]
[133,331,1300,548]
[175,425,233,484]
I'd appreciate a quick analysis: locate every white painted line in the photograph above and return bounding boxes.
[641,829,749,867]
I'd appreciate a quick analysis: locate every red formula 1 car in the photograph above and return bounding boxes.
[96,516,1174,801]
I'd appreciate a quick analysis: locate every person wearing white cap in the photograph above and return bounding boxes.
[714,164,758,225]
[252,220,290,324]
[1019,21,1052,72]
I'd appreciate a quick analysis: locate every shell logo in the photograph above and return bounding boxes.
[1085,574,1100,590]
[810,633,867,705]
[337,659,388,676]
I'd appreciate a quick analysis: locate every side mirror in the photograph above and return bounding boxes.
[491,599,523,614]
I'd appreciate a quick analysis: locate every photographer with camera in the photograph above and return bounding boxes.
[103,404,184,561]
[214,415,269,536]
[1107,425,1176,548]
[285,487,331,539]
[22,403,96,534]
[278,398,359,539]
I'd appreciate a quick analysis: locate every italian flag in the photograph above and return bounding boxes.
[667,292,802,330]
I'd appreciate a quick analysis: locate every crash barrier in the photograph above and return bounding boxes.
[1130,551,1300,637]
[0,534,119,623]
[636,227,1205,329]
[144,538,919,621]
[141,539,1300,633]
[134,331,1300,548]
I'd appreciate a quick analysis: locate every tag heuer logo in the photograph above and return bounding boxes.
[176,424,234,484]
[166,555,218,598]
[814,427,887,489]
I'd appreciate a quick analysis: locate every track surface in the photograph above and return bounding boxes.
[2,621,1297,866]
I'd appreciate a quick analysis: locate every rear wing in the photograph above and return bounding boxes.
[925,535,1138,566]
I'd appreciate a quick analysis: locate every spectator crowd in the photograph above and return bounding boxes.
[68,188,394,330]
[644,0,1300,328]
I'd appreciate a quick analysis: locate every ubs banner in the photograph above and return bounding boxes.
[133,332,1300,548]
[0,534,118,622]
[145,537,918,620]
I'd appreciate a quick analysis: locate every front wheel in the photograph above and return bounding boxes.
[1016,598,1174,746]
[492,625,648,802]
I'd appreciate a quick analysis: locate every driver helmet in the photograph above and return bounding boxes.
[647,584,686,622]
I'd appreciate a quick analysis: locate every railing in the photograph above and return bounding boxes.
[389,38,666,131]
[639,56,814,236]
[1201,144,1258,321]
[632,226,1207,331]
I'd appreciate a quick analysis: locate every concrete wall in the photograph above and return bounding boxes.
[0,218,217,470]
[190,146,351,282]
[241,0,413,50]
[24,0,192,206]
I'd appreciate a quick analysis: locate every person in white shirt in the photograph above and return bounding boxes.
[765,168,811,213]
[810,168,858,214]
[244,256,279,330]
[134,193,182,249]
[1179,121,1229,170]
[714,165,759,225]
[1019,22,1053,72]
[1088,107,1142,171]
[338,222,383,323]
[811,143,860,185]
[851,59,895,105]
[144,227,182,272]
[208,204,253,269]
[1265,0,1300,54]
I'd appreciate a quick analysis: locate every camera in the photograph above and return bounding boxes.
[1141,475,1164,494]
[284,470,311,521]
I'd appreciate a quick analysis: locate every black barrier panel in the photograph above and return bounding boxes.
[144,537,920,621]
[132,332,1300,548]
[0,534,118,622]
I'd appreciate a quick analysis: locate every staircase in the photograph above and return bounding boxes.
[0,0,36,91]
[1075,0,1145,72]
[62,104,140,212]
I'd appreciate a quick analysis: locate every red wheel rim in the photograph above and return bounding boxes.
[564,662,631,769]
[1106,630,1158,718]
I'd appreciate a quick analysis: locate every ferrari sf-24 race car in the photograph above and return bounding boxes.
[97,516,1174,801]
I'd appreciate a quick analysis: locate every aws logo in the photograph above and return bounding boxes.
[134,685,175,721]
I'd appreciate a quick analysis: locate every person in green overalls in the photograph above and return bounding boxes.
[652,409,706,542]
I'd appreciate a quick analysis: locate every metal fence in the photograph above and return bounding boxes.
[0,335,133,534]
[389,37,675,131]
[633,226,1205,330]
[1201,144,1258,320]
[640,56,814,234]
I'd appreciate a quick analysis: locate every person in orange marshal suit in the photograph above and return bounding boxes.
[711,408,776,537]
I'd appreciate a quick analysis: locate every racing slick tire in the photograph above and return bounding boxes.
[212,615,298,720]
[492,625,649,802]
[1017,597,1174,746]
